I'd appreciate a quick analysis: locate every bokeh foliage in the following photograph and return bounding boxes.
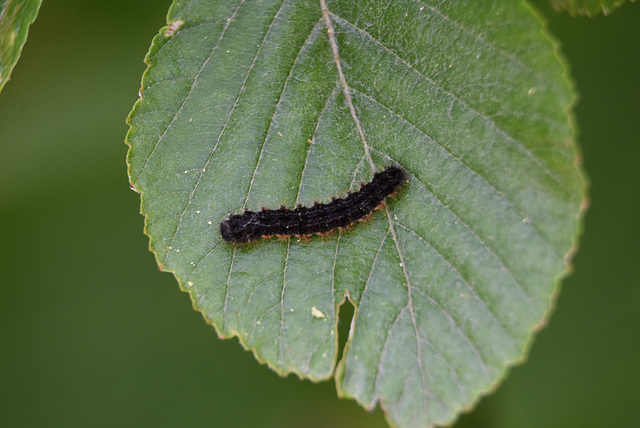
[0,1,638,427]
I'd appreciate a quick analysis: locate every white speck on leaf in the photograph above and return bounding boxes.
[311,307,325,319]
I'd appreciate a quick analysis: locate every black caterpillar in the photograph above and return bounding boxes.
[220,166,407,244]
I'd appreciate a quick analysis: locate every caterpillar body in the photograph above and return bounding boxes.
[220,166,407,244]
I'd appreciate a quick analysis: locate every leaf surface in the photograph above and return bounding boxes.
[0,0,41,92]
[126,1,585,427]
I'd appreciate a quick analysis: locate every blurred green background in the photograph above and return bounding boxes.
[1,1,638,427]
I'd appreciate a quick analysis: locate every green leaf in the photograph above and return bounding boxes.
[126,1,585,427]
[549,0,635,16]
[0,0,42,92]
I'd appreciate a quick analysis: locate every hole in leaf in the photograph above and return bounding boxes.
[335,296,355,367]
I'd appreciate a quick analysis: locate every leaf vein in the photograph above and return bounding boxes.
[331,13,567,191]
[372,148,537,309]
[353,87,562,260]
[417,1,558,87]
[165,0,290,266]
[321,0,375,171]
[393,221,516,351]
[135,0,246,185]
[385,206,431,423]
